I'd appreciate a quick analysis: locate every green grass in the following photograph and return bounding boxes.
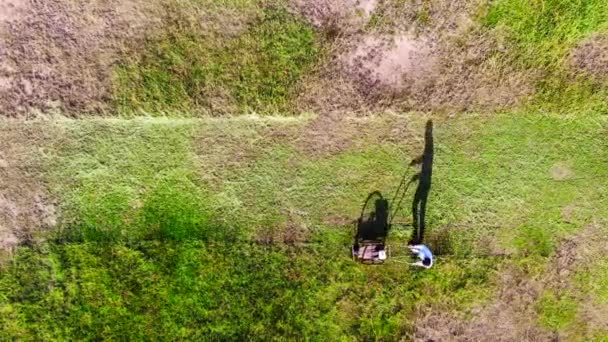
[537,291,578,331]
[484,0,608,58]
[483,0,608,112]
[4,1,608,339]
[1,113,607,339]
[49,119,217,243]
[114,2,320,116]
[582,259,608,304]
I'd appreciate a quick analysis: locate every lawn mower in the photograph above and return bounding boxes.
[352,119,434,267]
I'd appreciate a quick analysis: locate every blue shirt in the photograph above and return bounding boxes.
[411,244,433,268]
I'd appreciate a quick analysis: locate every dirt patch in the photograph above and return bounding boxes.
[550,224,608,284]
[358,0,377,16]
[578,301,608,335]
[341,34,437,94]
[550,162,574,181]
[570,34,608,80]
[0,122,57,251]
[0,0,161,117]
[295,0,533,114]
[0,193,56,249]
[545,223,608,339]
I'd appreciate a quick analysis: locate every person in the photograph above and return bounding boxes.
[408,244,433,268]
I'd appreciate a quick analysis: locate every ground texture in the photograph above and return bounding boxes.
[1,0,608,340]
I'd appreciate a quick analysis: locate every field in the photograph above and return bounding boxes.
[1,0,608,340]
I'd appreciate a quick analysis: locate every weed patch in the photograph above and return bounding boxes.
[114,3,320,115]
[484,0,608,112]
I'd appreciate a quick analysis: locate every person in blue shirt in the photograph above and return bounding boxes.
[408,244,433,268]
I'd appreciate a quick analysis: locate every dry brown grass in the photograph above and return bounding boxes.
[291,0,376,31]
[549,224,608,286]
[0,121,56,252]
[414,223,608,341]
[414,264,551,341]
[0,0,159,117]
[570,34,608,80]
[0,0,536,117]
[0,0,271,117]
[0,0,541,117]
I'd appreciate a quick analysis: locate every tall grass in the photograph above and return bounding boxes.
[114,3,319,116]
[484,0,608,112]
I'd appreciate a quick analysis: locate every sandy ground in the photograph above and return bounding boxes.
[0,0,25,23]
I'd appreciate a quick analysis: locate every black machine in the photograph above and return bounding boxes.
[352,120,434,264]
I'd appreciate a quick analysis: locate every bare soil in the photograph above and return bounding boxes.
[341,34,436,93]
[292,0,377,30]
[0,0,25,24]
